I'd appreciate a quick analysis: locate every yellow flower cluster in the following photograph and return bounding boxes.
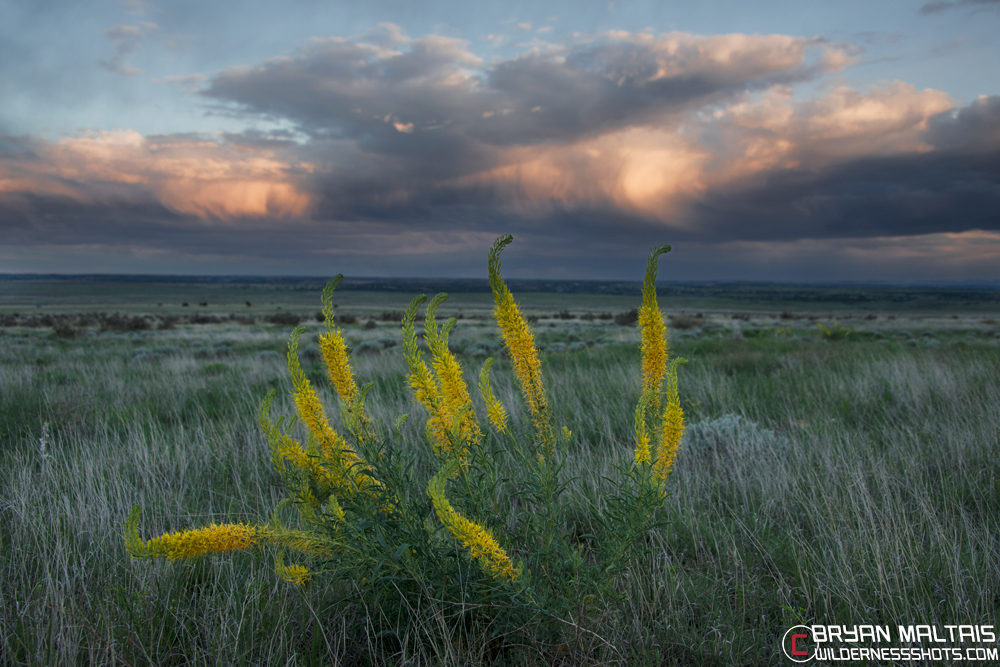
[654,359,686,486]
[277,563,310,585]
[633,393,652,465]
[319,329,357,402]
[425,296,482,449]
[478,358,508,433]
[639,304,667,413]
[488,235,553,450]
[142,523,270,560]
[287,326,376,495]
[319,277,372,437]
[402,294,482,458]
[427,460,519,581]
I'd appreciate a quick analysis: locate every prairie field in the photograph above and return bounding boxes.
[1,278,999,665]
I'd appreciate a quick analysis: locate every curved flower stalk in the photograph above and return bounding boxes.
[632,245,688,490]
[401,294,481,459]
[427,459,519,581]
[124,508,270,560]
[639,245,672,417]
[487,235,554,455]
[124,506,331,585]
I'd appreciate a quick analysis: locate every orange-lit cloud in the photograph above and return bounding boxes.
[0,130,313,219]
[443,82,956,225]
[452,128,710,222]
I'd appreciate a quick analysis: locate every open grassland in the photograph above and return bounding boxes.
[1,282,1000,665]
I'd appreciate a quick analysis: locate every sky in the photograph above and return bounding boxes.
[1,0,999,281]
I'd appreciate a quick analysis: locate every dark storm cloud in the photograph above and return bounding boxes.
[683,95,1000,242]
[478,35,840,146]
[197,27,850,222]
[926,94,1000,151]
[687,149,1000,242]
[201,27,843,151]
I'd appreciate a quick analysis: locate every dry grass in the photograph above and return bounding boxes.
[1,314,999,665]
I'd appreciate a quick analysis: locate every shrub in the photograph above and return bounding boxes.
[52,321,80,339]
[99,313,151,332]
[265,312,303,326]
[188,313,223,325]
[683,414,789,460]
[614,308,639,326]
[124,236,688,652]
[669,314,705,330]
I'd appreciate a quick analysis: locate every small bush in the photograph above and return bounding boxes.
[669,314,705,330]
[614,308,639,326]
[189,313,223,325]
[52,322,80,339]
[683,414,789,460]
[125,237,688,656]
[265,312,303,326]
[99,314,151,332]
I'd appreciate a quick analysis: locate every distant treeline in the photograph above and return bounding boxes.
[1,274,999,306]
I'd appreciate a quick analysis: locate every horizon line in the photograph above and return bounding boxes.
[2,272,999,289]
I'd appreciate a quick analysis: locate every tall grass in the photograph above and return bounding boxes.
[2,320,999,664]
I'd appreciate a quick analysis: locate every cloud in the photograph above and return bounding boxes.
[100,23,155,76]
[120,0,155,16]
[2,26,999,278]
[919,0,1000,14]
[201,26,849,151]
[669,87,999,243]
[0,130,313,221]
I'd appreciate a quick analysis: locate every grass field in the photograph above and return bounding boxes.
[1,278,999,665]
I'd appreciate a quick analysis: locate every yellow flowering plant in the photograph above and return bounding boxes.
[123,234,687,643]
